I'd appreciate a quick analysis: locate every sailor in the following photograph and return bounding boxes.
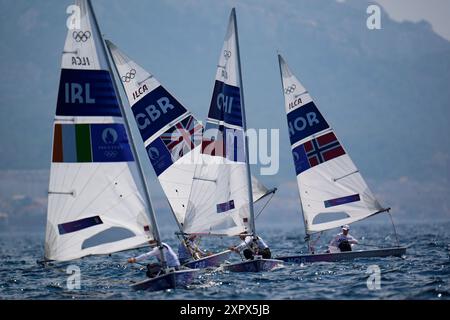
[128,240,180,277]
[328,225,358,252]
[229,233,271,260]
[177,234,208,264]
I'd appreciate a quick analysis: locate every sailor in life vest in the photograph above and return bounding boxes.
[229,233,271,260]
[128,240,180,277]
[328,225,358,253]
[177,234,209,264]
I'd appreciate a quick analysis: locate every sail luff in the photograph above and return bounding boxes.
[87,1,164,255]
[232,8,256,236]
[102,44,163,245]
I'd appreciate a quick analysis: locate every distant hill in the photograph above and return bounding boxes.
[0,0,449,223]
[0,0,448,181]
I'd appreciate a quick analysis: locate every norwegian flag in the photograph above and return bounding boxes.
[293,131,346,174]
[161,116,202,161]
[304,132,345,166]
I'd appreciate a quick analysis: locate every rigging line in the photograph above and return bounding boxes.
[254,192,275,220]
[388,210,400,247]
[254,188,277,203]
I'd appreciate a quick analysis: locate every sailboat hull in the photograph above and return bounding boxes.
[130,269,199,291]
[222,258,283,272]
[183,250,232,269]
[276,247,407,264]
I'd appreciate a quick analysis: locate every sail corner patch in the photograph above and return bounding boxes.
[324,194,360,208]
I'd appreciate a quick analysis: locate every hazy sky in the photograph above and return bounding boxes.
[376,0,450,41]
[0,0,449,228]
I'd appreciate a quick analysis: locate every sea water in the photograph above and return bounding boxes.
[0,221,449,300]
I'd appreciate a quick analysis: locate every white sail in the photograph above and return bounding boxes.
[106,41,202,228]
[278,54,384,234]
[45,0,153,262]
[183,10,256,236]
[106,41,270,233]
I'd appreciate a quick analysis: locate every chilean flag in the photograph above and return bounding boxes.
[292,131,346,175]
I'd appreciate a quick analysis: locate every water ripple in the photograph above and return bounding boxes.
[1,222,449,299]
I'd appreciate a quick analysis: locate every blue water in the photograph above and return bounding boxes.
[1,222,449,299]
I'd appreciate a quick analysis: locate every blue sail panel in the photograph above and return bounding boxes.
[208,80,242,127]
[286,102,329,145]
[131,85,188,142]
[90,124,134,162]
[56,69,122,117]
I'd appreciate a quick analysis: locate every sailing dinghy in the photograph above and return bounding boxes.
[275,54,407,263]
[106,40,276,269]
[183,8,282,272]
[44,0,198,291]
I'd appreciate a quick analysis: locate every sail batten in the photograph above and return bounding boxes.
[278,54,383,235]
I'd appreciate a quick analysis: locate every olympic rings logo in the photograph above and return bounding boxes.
[284,84,296,94]
[72,31,91,42]
[122,69,136,83]
[104,150,118,158]
[223,50,232,59]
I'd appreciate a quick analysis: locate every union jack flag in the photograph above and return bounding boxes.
[293,131,346,174]
[161,115,202,161]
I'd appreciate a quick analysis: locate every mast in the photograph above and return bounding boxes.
[232,8,256,236]
[87,0,166,266]
[277,54,311,252]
